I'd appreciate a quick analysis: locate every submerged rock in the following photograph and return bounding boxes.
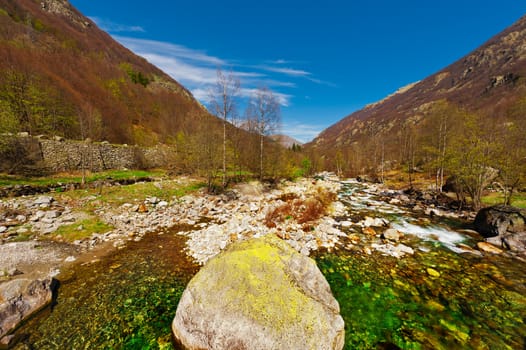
[172,234,344,350]
[0,278,57,342]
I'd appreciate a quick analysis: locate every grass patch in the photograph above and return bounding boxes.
[0,169,166,187]
[59,180,205,209]
[482,192,526,208]
[11,232,33,242]
[52,217,114,242]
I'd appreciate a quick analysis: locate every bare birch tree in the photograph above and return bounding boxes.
[209,69,240,187]
[246,87,281,180]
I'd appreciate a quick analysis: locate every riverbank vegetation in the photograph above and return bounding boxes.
[309,99,526,210]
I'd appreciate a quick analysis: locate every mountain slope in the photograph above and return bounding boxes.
[308,15,526,168]
[270,134,303,148]
[0,0,212,145]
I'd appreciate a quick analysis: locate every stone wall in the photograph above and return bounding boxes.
[0,136,174,173]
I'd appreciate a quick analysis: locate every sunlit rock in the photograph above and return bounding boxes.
[0,278,56,342]
[172,234,345,350]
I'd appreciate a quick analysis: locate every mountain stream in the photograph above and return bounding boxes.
[12,180,526,349]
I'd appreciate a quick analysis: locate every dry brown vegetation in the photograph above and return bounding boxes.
[0,0,208,144]
[265,187,336,231]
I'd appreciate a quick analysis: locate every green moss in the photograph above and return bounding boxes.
[52,217,113,241]
[317,249,526,349]
[188,235,333,346]
[24,231,199,349]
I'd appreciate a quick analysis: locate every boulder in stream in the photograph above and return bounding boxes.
[0,278,57,345]
[474,205,526,254]
[172,234,345,350]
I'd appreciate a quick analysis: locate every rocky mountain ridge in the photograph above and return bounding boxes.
[309,15,526,157]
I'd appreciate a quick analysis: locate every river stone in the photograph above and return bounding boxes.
[33,196,53,206]
[474,205,526,238]
[477,242,503,254]
[382,228,402,241]
[0,278,57,341]
[474,205,526,253]
[172,234,345,350]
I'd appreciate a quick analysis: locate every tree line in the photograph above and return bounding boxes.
[171,69,310,190]
[311,99,526,209]
[0,67,310,184]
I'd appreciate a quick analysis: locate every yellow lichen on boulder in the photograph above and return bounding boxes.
[172,234,344,350]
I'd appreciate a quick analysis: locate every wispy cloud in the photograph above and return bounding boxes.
[108,35,331,110]
[89,17,145,33]
[239,88,292,107]
[190,87,292,107]
[259,66,312,77]
[257,64,335,86]
[306,77,338,87]
[139,53,218,85]
[114,36,225,66]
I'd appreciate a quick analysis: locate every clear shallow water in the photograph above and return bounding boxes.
[14,227,198,350]
[317,181,526,349]
[11,181,526,349]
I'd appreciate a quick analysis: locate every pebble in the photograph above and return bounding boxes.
[382,228,402,241]
[340,221,353,228]
[477,242,503,254]
[427,268,441,277]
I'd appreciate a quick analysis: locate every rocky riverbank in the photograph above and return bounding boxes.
[2,173,525,347]
[0,174,348,345]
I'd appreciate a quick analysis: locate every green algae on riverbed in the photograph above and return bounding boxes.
[14,228,198,350]
[316,247,526,350]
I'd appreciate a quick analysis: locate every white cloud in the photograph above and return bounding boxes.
[239,88,292,107]
[114,36,225,66]
[89,17,145,33]
[112,35,296,107]
[257,64,335,86]
[139,53,218,85]
[259,65,312,77]
[107,35,335,112]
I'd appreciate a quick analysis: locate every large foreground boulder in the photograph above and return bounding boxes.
[0,278,57,346]
[474,205,526,253]
[172,234,345,350]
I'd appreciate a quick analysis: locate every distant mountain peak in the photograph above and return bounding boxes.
[270,134,303,148]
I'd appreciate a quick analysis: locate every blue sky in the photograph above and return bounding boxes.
[70,1,526,142]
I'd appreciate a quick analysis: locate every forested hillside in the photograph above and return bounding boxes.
[307,15,526,208]
[0,0,209,145]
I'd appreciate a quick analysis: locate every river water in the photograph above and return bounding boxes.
[13,181,526,349]
[317,180,526,349]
